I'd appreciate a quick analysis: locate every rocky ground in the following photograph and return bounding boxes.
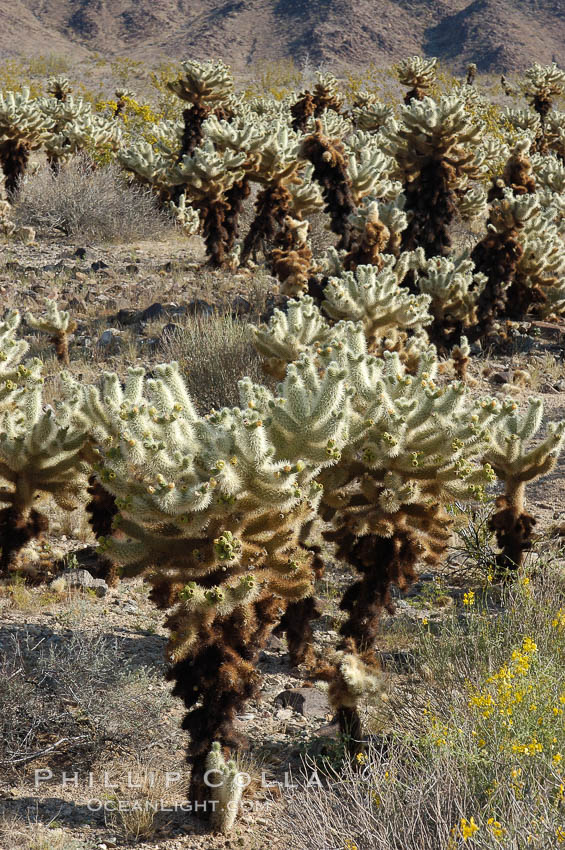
[1,231,565,850]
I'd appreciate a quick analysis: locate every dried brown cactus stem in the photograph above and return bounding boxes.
[195,198,230,268]
[324,525,419,652]
[489,486,536,577]
[167,594,281,812]
[179,102,211,160]
[290,92,316,132]
[240,182,292,265]
[467,229,523,342]
[402,158,456,258]
[85,473,119,586]
[299,121,355,250]
[224,177,250,253]
[0,138,31,197]
[0,503,49,575]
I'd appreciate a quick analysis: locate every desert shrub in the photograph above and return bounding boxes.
[159,310,270,411]
[283,551,565,849]
[13,154,171,241]
[0,628,173,771]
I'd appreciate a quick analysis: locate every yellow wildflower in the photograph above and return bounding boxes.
[463,591,475,607]
[460,817,479,840]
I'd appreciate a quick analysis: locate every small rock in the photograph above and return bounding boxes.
[275,708,293,721]
[274,687,330,717]
[266,634,284,651]
[491,371,509,385]
[53,568,109,598]
[231,295,252,315]
[141,301,165,321]
[115,308,139,326]
[187,298,214,317]
[161,322,182,338]
[98,328,123,347]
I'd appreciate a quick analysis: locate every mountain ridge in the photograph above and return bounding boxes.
[0,0,563,73]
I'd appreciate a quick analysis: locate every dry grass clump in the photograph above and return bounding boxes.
[13,154,172,242]
[0,815,87,850]
[160,310,270,411]
[283,547,565,849]
[0,629,173,772]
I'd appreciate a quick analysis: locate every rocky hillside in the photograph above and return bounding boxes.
[1,0,565,73]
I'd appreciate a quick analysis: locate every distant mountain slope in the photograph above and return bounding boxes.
[1,0,563,73]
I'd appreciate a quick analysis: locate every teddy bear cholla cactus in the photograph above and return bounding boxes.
[413,252,486,349]
[486,398,565,575]
[40,96,122,166]
[468,190,539,341]
[25,302,77,365]
[168,193,200,236]
[240,121,303,266]
[397,56,438,103]
[344,197,408,269]
[384,95,484,258]
[172,142,246,266]
[0,88,46,195]
[290,71,343,133]
[322,262,432,351]
[0,351,87,578]
[299,119,355,250]
[71,358,350,811]
[524,63,565,124]
[167,60,234,157]
[265,330,498,747]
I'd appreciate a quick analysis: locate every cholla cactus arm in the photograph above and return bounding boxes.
[352,99,394,133]
[168,194,200,236]
[456,186,488,222]
[0,88,47,195]
[251,296,332,379]
[322,264,432,350]
[346,147,401,205]
[314,639,385,754]
[0,310,42,412]
[46,76,72,102]
[344,198,408,268]
[118,140,175,195]
[205,742,243,833]
[485,398,565,573]
[287,165,325,219]
[25,302,77,365]
[397,55,437,102]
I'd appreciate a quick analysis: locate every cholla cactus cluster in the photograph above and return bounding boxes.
[2,55,565,835]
